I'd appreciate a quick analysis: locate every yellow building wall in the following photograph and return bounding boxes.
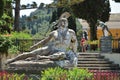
[87,28,120,49]
[97,28,120,39]
[87,28,120,39]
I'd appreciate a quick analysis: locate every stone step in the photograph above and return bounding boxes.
[78,61,113,64]
[78,53,104,58]
[78,55,104,58]
[77,67,120,70]
[77,53,120,71]
[78,58,109,61]
[79,53,100,55]
[77,64,119,67]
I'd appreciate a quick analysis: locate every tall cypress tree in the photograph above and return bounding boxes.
[0,0,5,18]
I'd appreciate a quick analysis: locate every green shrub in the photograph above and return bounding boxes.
[0,36,12,54]
[41,67,93,80]
[18,39,33,52]
[10,32,32,39]
[8,45,19,54]
[68,67,93,80]
[0,32,32,54]
[9,32,32,52]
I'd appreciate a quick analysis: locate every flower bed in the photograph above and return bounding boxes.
[90,70,120,80]
[0,69,120,80]
[0,71,29,80]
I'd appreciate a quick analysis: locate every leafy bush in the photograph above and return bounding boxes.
[68,68,93,80]
[87,40,99,45]
[9,32,32,52]
[0,36,12,54]
[9,32,32,39]
[0,32,32,54]
[8,45,19,54]
[41,67,93,80]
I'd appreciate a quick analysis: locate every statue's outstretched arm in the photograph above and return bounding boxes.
[30,33,53,50]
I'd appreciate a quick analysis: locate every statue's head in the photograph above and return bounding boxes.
[57,18,68,30]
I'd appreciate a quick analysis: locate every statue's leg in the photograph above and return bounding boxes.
[6,52,35,64]
[102,27,105,36]
[37,51,66,60]
[105,26,112,36]
[6,46,52,64]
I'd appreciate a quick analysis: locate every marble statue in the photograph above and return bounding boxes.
[6,13,78,68]
[97,20,112,36]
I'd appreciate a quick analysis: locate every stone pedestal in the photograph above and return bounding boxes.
[5,59,58,74]
[100,36,112,53]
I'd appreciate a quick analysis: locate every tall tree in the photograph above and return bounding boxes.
[14,0,20,32]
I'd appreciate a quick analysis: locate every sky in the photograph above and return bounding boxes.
[16,0,120,17]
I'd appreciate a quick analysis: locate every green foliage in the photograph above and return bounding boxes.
[32,32,46,39]
[0,32,32,53]
[18,39,33,52]
[0,32,32,54]
[0,0,13,33]
[41,67,67,80]
[10,32,32,39]
[0,13,12,25]
[0,13,13,34]
[9,32,32,52]
[0,35,12,54]
[20,8,53,36]
[41,67,93,80]
[50,10,58,24]
[76,19,83,51]
[68,68,93,80]
[8,45,19,54]
[76,29,83,52]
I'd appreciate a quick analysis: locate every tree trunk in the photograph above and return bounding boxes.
[89,22,97,41]
[0,0,4,18]
[14,0,20,32]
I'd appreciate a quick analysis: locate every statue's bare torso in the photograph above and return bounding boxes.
[49,29,76,52]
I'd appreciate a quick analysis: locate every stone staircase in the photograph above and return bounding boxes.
[77,53,120,71]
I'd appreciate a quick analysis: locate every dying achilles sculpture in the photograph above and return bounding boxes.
[6,12,78,69]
